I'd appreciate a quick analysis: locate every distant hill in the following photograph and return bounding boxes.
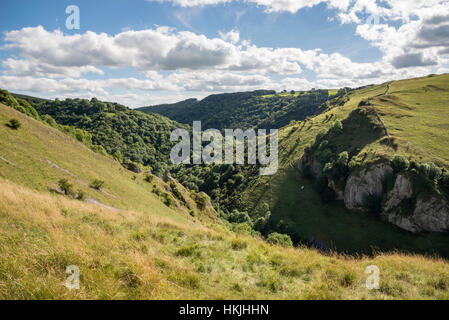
[138,89,336,130]
[137,98,198,117]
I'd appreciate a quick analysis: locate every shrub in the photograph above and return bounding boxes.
[176,245,199,257]
[76,189,86,201]
[90,179,105,190]
[195,193,208,211]
[144,174,154,183]
[409,160,418,170]
[231,238,248,250]
[231,222,253,235]
[119,268,141,288]
[152,186,162,196]
[324,151,349,181]
[440,171,449,189]
[162,193,173,207]
[228,209,252,225]
[427,162,442,182]
[266,232,293,248]
[358,99,371,107]
[330,120,343,135]
[233,173,244,185]
[58,179,74,196]
[112,150,124,162]
[391,155,409,173]
[7,119,21,130]
[169,182,185,204]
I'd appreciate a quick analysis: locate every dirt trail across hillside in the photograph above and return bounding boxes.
[0,155,15,166]
[46,159,118,199]
[85,198,121,212]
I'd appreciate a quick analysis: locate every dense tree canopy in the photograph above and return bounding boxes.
[139,89,332,130]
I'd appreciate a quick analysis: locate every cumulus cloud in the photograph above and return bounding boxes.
[391,53,438,69]
[1,0,448,107]
[148,0,446,19]
[3,26,309,77]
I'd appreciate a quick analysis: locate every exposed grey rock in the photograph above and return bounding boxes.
[385,194,449,233]
[412,196,449,232]
[384,174,413,212]
[124,162,142,173]
[298,153,449,233]
[344,163,393,211]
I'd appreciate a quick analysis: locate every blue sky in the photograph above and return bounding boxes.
[0,0,448,107]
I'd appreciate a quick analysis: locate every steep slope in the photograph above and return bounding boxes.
[1,103,449,299]
[17,96,187,176]
[138,89,334,130]
[241,74,449,257]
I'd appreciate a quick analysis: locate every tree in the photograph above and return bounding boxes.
[427,162,442,182]
[440,171,449,189]
[330,120,343,135]
[90,179,105,190]
[266,233,293,248]
[144,174,154,183]
[7,119,21,130]
[76,189,86,201]
[391,155,409,173]
[113,150,123,163]
[228,209,252,225]
[58,179,74,196]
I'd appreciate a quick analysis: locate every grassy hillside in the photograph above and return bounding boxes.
[138,89,335,130]
[17,96,187,176]
[241,74,449,257]
[1,103,449,299]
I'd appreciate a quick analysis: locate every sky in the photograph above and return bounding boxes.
[0,0,448,108]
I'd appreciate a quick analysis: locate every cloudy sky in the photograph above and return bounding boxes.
[0,0,448,107]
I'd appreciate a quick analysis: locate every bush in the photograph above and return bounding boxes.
[228,209,252,225]
[152,186,162,196]
[90,179,105,190]
[169,182,185,204]
[195,193,208,211]
[58,179,74,196]
[162,193,173,207]
[330,120,343,135]
[7,119,21,130]
[231,222,253,235]
[176,245,199,257]
[266,232,293,248]
[231,238,248,250]
[440,171,449,189]
[76,189,86,201]
[144,174,154,183]
[427,163,442,182]
[391,155,409,173]
[418,162,443,184]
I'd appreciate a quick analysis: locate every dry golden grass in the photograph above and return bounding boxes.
[1,178,448,300]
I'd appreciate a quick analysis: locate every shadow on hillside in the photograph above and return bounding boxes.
[260,107,449,259]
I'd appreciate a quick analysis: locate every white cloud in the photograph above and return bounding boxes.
[3,26,308,76]
[1,1,448,107]
[219,29,240,44]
